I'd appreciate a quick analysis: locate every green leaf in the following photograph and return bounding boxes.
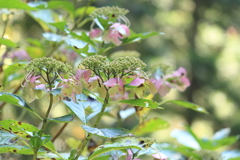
[0,0,37,10]
[35,1,74,15]
[0,119,39,139]
[3,62,26,86]
[63,94,102,124]
[0,38,18,47]
[0,92,42,120]
[48,114,75,123]
[122,32,163,44]
[0,130,19,145]
[199,136,239,150]
[69,31,96,47]
[153,143,200,159]
[89,137,145,160]
[132,118,169,136]
[75,6,96,16]
[30,136,42,150]
[82,125,133,139]
[118,99,163,109]
[0,145,34,154]
[49,22,67,31]
[92,155,111,160]
[159,100,208,114]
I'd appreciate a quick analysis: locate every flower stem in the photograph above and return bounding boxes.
[33,73,53,159]
[74,91,109,160]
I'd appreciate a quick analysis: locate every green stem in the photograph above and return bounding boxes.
[33,151,37,160]
[0,15,9,48]
[33,73,53,160]
[74,91,109,160]
[72,0,95,30]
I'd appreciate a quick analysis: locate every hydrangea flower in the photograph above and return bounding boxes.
[150,67,190,96]
[102,23,130,45]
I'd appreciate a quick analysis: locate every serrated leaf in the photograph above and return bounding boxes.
[0,92,42,120]
[63,94,102,124]
[199,136,239,150]
[158,100,208,114]
[0,119,39,139]
[34,1,74,15]
[42,32,64,42]
[49,22,67,31]
[89,137,144,160]
[82,125,133,139]
[0,145,34,154]
[153,143,200,159]
[0,38,18,47]
[48,114,74,123]
[132,118,169,136]
[37,152,87,160]
[0,130,18,145]
[69,31,96,47]
[0,0,37,10]
[122,32,163,44]
[118,99,163,109]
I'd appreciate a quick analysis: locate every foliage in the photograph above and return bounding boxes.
[0,0,238,160]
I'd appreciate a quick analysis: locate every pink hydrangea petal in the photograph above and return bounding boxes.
[129,77,145,86]
[117,25,130,38]
[177,77,190,91]
[172,67,187,77]
[30,76,41,83]
[89,28,102,38]
[154,79,163,89]
[35,84,45,90]
[75,69,92,81]
[148,80,158,94]
[116,77,124,87]
[158,83,171,97]
[88,76,99,83]
[103,78,117,87]
[152,153,168,160]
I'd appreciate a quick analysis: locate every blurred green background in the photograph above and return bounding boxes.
[0,0,240,158]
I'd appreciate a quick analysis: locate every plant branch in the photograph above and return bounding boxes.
[72,0,95,30]
[74,91,110,160]
[51,123,68,143]
[33,73,54,160]
[0,15,10,47]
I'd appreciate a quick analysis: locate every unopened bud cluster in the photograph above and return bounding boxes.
[25,57,72,75]
[110,50,140,59]
[79,55,146,78]
[90,6,129,19]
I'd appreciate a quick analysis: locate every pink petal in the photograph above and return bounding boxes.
[75,69,92,81]
[117,25,130,38]
[172,67,187,77]
[89,28,102,38]
[88,76,99,83]
[152,153,168,160]
[35,84,45,90]
[103,78,117,87]
[177,77,190,91]
[158,83,171,97]
[129,77,145,86]
[30,76,41,83]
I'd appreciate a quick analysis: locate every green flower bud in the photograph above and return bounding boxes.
[25,57,73,75]
[90,6,129,19]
